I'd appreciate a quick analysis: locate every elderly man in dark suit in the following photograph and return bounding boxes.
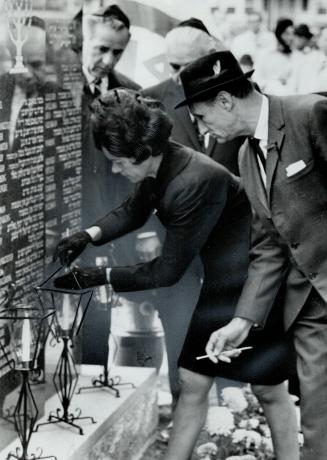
[81,5,140,224]
[54,88,298,460]
[143,18,244,175]
[177,50,327,460]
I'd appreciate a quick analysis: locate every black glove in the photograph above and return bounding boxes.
[53,231,92,266]
[54,266,108,290]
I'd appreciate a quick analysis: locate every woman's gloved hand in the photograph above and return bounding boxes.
[54,266,108,290]
[53,231,92,266]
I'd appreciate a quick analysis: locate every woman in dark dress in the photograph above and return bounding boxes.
[54,89,298,460]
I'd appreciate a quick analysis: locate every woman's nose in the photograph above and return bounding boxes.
[112,163,121,174]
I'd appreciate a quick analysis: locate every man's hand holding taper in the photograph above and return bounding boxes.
[205,317,254,363]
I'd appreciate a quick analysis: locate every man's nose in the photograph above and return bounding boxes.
[197,119,208,135]
[112,163,121,174]
[102,52,114,68]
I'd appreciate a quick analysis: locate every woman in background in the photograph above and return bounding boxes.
[255,18,296,95]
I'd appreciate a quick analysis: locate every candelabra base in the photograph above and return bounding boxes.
[76,366,135,398]
[6,446,57,460]
[9,67,28,74]
[35,408,96,436]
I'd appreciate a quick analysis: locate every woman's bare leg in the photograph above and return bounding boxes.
[163,367,213,460]
[251,383,299,460]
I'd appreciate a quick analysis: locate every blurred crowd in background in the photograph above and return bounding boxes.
[224,11,327,95]
[1,3,327,96]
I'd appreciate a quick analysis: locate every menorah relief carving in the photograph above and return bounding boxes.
[4,0,33,74]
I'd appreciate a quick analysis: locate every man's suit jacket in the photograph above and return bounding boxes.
[235,93,327,329]
[143,78,244,175]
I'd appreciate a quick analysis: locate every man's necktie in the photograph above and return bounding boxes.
[93,79,102,98]
[250,137,266,171]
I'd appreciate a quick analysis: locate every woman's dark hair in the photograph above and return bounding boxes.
[91,89,173,163]
[275,18,294,54]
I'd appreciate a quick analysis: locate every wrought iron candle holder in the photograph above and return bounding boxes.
[76,281,134,397]
[76,362,134,398]
[34,268,96,435]
[0,291,56,460]
[77,250,134,397]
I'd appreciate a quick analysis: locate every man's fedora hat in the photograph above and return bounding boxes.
[175,50,254,108]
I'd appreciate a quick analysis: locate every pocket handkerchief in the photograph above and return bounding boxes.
[286,160,307,177]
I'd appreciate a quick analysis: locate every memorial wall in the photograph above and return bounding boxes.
[0,0,83,394]
[0,0,165,412]
[0,0,178,430]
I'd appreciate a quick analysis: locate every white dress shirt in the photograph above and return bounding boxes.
[189,112,210,149]
[253,95,269,186]
[314,55,327,92]
[231,29,276,63]
[83,66,109,95]
[291,50,327,94]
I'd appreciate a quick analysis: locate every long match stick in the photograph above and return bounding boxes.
[196,346,253,360]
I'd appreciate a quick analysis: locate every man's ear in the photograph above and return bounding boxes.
[216,91,233,111]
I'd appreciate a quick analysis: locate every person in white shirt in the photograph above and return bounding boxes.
[82,5,139,96]
[293,23,314,53]
[231,11,275,64]
[291,26,327,94]
[254,18,296,95]
[312,27,327,92]
[291,24,321,94]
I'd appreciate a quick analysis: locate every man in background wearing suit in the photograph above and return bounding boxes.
[78,5,141,367]
[177,50,327,460]
[81,5,140,224]
[143,18,244,175]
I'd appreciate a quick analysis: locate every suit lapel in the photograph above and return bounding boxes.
[266,96,285,205]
